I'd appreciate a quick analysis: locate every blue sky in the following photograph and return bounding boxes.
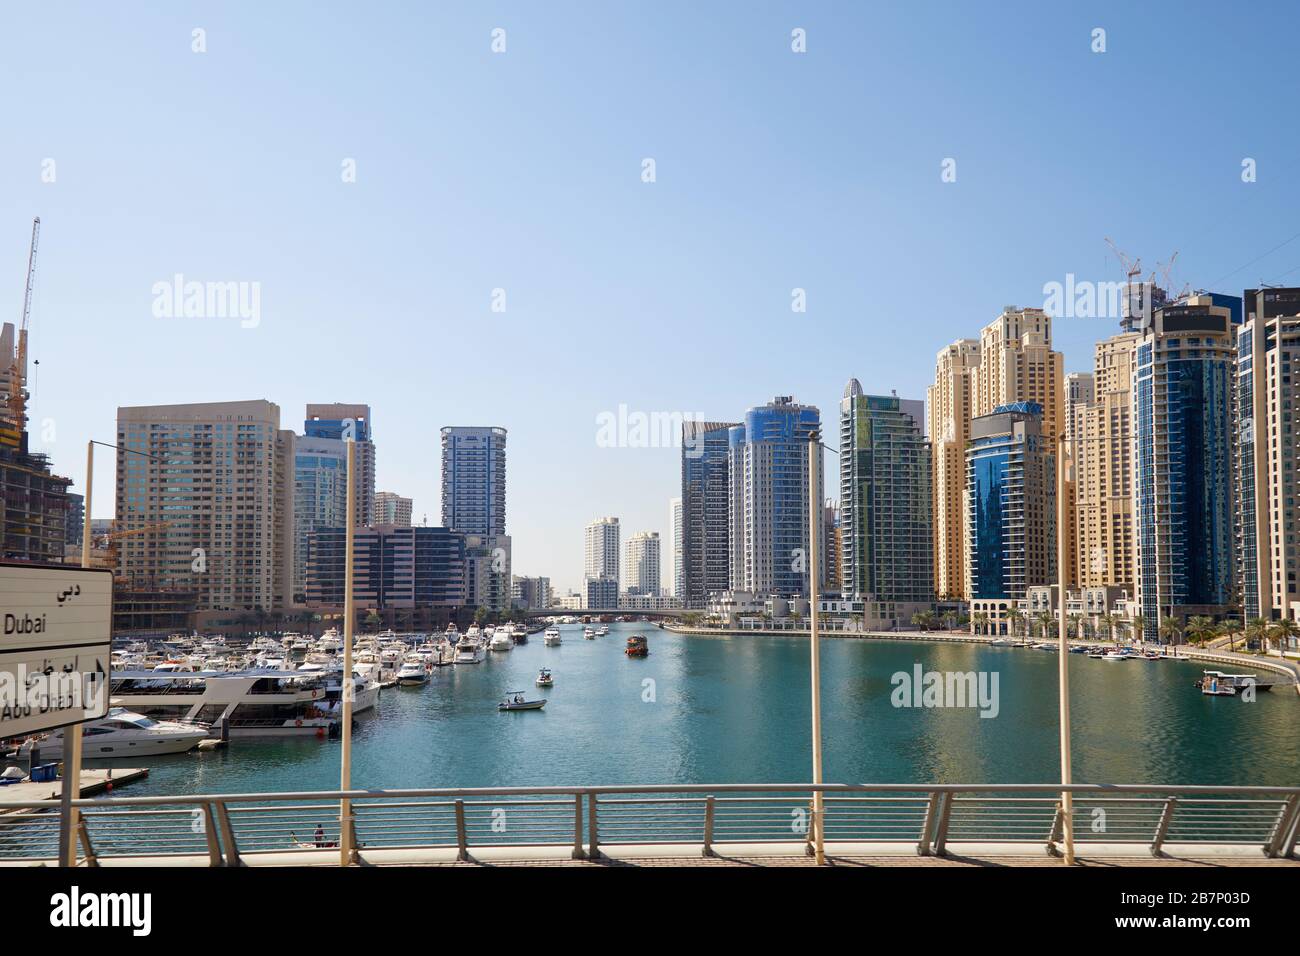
[3,1,1299,594]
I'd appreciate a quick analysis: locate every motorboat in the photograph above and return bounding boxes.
[535,667,553,687]
[1196,670,1275,696]
[498,692,546,711]
[489,629,513,652]
[1101,650,1128,661]
[544,629,563,646]
[582,627,595,640]
[625,635,649,657]
[596,624,610,637]
[20,709,209,759]
[396,655,430,686]
[454,637,485,664]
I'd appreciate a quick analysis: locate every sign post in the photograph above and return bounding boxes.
[0,562,113,867]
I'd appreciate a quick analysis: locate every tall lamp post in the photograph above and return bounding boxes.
[340,438,356,865]
[1055,433,1075,865]
[808,433,826,865]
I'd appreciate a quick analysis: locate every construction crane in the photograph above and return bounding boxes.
[5,217,40,439]
[1104,236,1143,285]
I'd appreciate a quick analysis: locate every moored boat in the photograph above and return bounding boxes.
[625,635,648,657]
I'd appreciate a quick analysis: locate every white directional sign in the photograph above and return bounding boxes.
[0,564,113,737]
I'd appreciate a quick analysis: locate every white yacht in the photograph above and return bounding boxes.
[582,627,595,641]
[596,624,610,637]
[315,629,344,654]
[545,628,564,646]
[20,709,209,759]
[454,637,485,664]
[489,627,513,652]
[396,655,430,686]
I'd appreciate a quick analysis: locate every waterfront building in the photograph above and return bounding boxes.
[823,500,840,595]
[974,307,1065,444]
[374,491,413,527]
[728,396,823,598]
[440,426,507,537]
[669,497,683,600]
[64,492,84,549]
[584,516,620,581]
[926,339,980,600]
[1075,332,1140,592]
[305,403,374,527]
[293,435,348,602]
[680,420,738,608]
[584,575,618,609]
[1133,295,1237,639]
[1236,287,1300,621]
[465,533,511,612]
[305,524,466,609]
[511,575,552,610]
[618,592,683,611]
[116,400,296,611]
[966,402,1056,634]
[838,383,934,628]
[1064,372,1095,445]
[624,531,661,596]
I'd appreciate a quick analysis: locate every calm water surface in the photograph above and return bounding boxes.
[104,623,1300,796]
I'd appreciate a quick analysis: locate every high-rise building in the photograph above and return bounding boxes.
[1061,372,1094,589]
[512,575,552,609]
[305,524,466,609]
[374,491,413,527]
[464,533,511,613]
[839,384,934,626]
[1064,372,1095,445]
[1134,295,1237,639]
[669,497,683,600]
[440,426,506,537]
[293,436,348,602]
[116,400,296,611]
[584,516,619,580]
[967,403,1056,628]
[1236,288,1300,621]
[305,403,374,528]
[728,396,822,598]
[680,420,737,608]
[927,339,979,599]
[822,500,840,595]
[65,492,84,549]
[0,321,71,563]
[584,575,618,609]
[1075,333,1139,591]
[975,307,1065,444]
[624,531,661,596]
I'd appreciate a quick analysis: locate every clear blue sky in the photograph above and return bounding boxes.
[3,1,1299,594]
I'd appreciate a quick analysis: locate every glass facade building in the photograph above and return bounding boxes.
[680,421,736,608]
[441,426,507,537]
[293,436,348,601]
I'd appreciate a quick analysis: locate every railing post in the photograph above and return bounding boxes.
[702,796,715,857]
[933,792,953,857]
[202,803,222,867]
[454,799,469,862]
[918,791,941,856]
[214,800,241,867]
[571,793,584,860]
[1046,803,1064,857]
[1151,797,1178,857]
[76,816,97,867]
[587,793,599,860]
[1266,794,1300,858]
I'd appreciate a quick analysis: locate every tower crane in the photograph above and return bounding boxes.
[5,217,40,437]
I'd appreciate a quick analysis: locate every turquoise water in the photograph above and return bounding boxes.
[100,623,1300,796]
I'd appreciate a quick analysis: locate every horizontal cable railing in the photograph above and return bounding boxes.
[1,783,1296,865]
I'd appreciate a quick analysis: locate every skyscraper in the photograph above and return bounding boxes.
[1235,288,1300,621]
[1134,295,1237,639]
[584,516,620,581]
[440,426,507,537]
[669,496,683,600]
[927,339,979,600]
[374,491,413,527]
[116,400,296,611]
[304,403,375,528]
[967,402,1056,630]
[975,307,1065,444]
[1075,332,1139,591]
[624,531,661,596]
[680,420,737,608]
[293,435,349,601]
[839,383,934,626]
[728,396,822,598]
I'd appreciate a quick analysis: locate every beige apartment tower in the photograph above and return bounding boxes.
[926,339,979,599]
[1074,334,1139,592]
[116,400,296,611]
[975,307,1065,443]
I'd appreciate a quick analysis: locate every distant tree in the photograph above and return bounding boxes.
[1271,618,1300,654]
[1158,616,1182,646]
[1006,608,1024,639]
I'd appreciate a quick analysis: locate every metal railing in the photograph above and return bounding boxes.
[1,783,1297,865]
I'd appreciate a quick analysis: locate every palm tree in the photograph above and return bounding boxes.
[1097,613,1115,644]
[1271,618,1300,654]
[1245,617,1269,653]
[1036,612,1055,640]
[1113,618,1130,645]
[1006,608,1024,640]
[1131,613,1146,644]
[972,612,989,636]
[1158,616,1182,647]
[1067,613,1082,641]
[1186,615,1213,647]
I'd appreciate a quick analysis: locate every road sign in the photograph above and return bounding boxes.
[0,564,113,738]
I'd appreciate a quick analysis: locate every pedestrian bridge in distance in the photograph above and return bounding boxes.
[517,608,689,619]
[6,782,1297,868]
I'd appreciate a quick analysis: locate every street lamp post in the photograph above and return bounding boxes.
[808,434,825,865]
[340,438,356,865]
[1056,433,1075,865]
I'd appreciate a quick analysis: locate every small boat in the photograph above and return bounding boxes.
[596,625,610,637]
[625,635,649,657]
[1196,670,1274,696]
[544,629,562,646]
[499,692,546,711]
[396,656,430,686]
[535,667,553,687]
[1101,651,1128,661]
[19,709,209,759]
[989,638,1010,646]
[584,627,596,640]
